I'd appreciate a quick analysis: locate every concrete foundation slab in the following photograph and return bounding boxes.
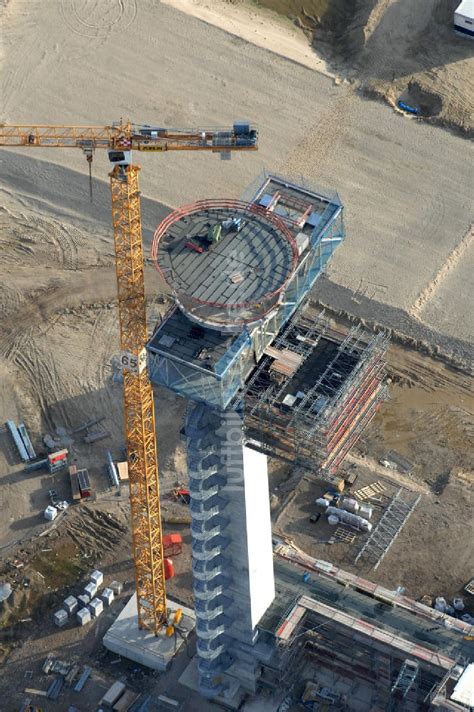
[179,658,246,711]
[103,594,195,672]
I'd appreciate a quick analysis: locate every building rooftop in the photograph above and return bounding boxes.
[153,201,297,325]
[148,307,238,373]
[248,176,340,238]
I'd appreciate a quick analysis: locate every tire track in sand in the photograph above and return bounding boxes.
[409,225,474,319]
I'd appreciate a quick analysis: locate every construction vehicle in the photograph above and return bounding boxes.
[0,119,257,634]
[207,223,222,244]
[171,485,191,505]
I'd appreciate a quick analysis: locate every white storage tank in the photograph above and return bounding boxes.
[359,503,373,520]
[326,506,372,532]
[315,498,329,510]
[327,515,339,526]
[454,0,474,37]
[340,498,359,513]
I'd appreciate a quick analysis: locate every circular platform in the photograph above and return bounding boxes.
[152,200,298,330]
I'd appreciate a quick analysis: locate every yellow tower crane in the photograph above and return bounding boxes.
[0,119,258,634]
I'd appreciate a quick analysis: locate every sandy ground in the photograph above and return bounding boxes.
[172,0,474,135]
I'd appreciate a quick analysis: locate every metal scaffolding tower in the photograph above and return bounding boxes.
[354,488,421,570]
[242,313,389,478]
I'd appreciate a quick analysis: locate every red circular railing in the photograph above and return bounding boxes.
[151,199,298,323]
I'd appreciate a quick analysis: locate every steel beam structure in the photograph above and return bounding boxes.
[354,488,421,570]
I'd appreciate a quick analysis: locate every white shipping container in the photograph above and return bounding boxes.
[101,587,115,606]
[64,595,78,615]
[84,581,98,599]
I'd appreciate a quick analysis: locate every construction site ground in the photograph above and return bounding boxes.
[0,0,473,710]
[166,0,474,137]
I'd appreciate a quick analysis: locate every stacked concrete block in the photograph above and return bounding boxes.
[89,597,104,618]
[101,587,114,606]
[110,580,123,595]
[90,570,103,587]
[77,607,91,626]
[63,595,78,615]
[53,609,68,627]
[77,593,90,608]
[84,581,98,600]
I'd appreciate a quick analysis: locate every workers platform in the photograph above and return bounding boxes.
[147,174,344,409]
[103,595,195,671]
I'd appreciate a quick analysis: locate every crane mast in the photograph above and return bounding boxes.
[0,119,258,634]
[110,164,166,630]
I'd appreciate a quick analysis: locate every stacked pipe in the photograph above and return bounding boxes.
[315,497,372,532]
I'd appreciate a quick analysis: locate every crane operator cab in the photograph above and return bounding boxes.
[108,148,132,167]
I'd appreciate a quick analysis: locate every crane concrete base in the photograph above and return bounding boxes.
[103,594,195,671]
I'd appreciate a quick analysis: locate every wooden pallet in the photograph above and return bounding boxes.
[353,481,386,501]
[329,527,356,545]
[465,579,474,595]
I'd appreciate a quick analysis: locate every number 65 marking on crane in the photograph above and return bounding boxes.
[120,349,147,375]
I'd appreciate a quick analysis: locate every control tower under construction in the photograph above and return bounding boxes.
[146,173,387,700]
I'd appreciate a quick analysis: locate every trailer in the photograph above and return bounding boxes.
[77,468,92,498]
[454,0,474,37]
[69,465,81,501]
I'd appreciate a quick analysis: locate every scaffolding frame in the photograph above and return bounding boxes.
[263,593,445,706]
[354,488,421,570]
[242,313,389,477]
